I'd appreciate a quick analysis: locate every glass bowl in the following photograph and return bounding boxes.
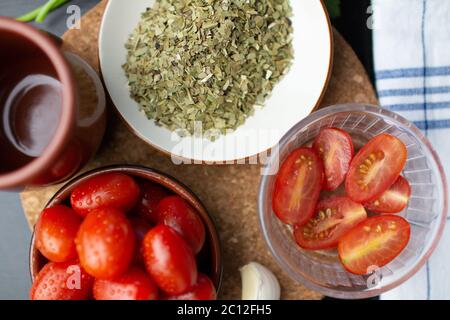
[258,104,448,299]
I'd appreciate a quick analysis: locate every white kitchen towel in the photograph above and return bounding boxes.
[372,0,450,300]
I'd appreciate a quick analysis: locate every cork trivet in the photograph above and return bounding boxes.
[20,1,378,300]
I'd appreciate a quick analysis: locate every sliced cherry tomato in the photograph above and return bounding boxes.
[129,217,152,266]
[272,148,324,225]
[30,261,93,300]
[338,215,411,275]
[364,176,411,213]
[143,225,197,295]
[93,267,159,300]
[313,128,354,191]
[346,134,407,203]
[156,196,205,254]
[35,205,82,263]
[294,197,367,250]
[70,173,140,217]
[165,274,216,300]
[75,208,135,279]
[135,181,171,224]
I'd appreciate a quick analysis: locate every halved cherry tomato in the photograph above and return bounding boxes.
[70,173,140,217]
[364,176,411,213]
[30,261,93,300]
[135,181,170,224]
[273,148,324,225]
[129,217,152,266]
[346,134,407,203]
[143,225,197,295]
[157,196,206,254]
[165,274,216,300]
[93,267,159,300]
[338,215,410,275]
[35,205,82,263]
[75,208,135,279]
[313,128,354,191]
[294,197,367,250]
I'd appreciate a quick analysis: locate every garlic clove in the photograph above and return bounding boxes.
[240,262,281,300]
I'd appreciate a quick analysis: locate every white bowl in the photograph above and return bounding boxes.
[99,0,332,162]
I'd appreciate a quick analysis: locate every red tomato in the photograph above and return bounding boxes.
[35,205,82,263]
[70,173,140,217]
[165,274,216,300]
[93,267,159,300]
[129,217,152,265]
[313,128,354,191]
[272,148,324,225]
[30,261,93,300]
[135,181,170,224]
[364,176,411,213]
[157,196,205,254]
[75,208,135,279]
[294,197,367,250]
[338,215,411,275]
[143,225,197,295]
[346,134,407,203]
[50,141,83,181]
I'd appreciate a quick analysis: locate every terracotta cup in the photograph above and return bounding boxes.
[0,18,106,190]
[29,165,223,294]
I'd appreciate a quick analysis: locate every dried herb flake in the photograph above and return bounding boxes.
[123,0,294,138]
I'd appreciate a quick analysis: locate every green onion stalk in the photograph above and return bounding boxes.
[17,0,70,23]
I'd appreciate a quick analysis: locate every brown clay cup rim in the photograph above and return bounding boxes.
[0,18,76,189]
[29,165,224,294]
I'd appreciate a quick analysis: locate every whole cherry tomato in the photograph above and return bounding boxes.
[75,207,135,279]
[156,196,205,254]
[30,261,93,300]
[50,140,83,181]
[70,173,140,217]
[165,274,216,300]
[135,181,170,224]
[143,225,197,295]
[93,267,159,300]
[35,205,82,263]
[129,217,152,266]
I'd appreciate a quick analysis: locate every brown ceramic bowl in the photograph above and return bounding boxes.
[0,18,106,190]
[29,165,223,295]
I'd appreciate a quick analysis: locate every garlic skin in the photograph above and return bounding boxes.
[240,262,281,300]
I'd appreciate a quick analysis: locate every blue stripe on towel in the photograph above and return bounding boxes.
[376,66,450,80]
[379,86,450,97]
[386,101,450,111]
[414,119,450,129]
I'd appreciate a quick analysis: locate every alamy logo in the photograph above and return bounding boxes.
[66,5,81,30]
[366,265,382,289]
[66,265,81,290]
